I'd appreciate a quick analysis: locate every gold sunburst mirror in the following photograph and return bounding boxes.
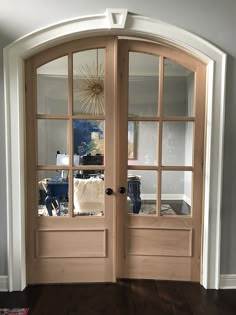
[74,49,105,115]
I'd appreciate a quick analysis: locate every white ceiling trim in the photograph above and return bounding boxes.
[4,9,226,291]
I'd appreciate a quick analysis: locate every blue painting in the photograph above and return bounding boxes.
[73,120,104,156]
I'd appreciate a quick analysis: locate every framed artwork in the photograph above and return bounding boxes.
[128,121,137,160]
[73,120,104,156]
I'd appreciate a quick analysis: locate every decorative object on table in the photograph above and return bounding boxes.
[0,309,29,315]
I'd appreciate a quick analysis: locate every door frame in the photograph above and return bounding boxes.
[4,9,226,290]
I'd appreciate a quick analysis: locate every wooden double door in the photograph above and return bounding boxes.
[25,36,206,284]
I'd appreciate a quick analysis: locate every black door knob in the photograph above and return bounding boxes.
[119,187,126,194]
[105,188,113,195]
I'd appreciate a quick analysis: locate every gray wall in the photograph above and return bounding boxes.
[1,0,236,275]
[0,48,7,275]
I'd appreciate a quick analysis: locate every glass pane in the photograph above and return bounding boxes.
[73,49,105,115]
[38,170,69,217]
[38,120,69,165]
[163,59,194,117]
[73,170,104,216]
[73,120,104,163]
[37,56,68,114]
[128,121,158,166]
[129,52,159,117]
[161,171,192,215]
[127,170,157,215]
[162,122,193,166]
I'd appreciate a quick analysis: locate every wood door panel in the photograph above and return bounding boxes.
[123,256,192,281]
[127,216,193,228]
[36,229,107,258]
[28,258,111,284]
[36,217,107,228]
[126,227,192,257]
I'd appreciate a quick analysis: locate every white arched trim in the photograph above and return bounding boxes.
[4,9,226,291]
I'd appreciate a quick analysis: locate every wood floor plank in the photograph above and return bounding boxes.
[0,280,235,315]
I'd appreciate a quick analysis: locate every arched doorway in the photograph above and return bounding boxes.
[4,10,226,290]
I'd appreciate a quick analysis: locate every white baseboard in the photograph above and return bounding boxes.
[162,194,185,201]
[141,194,184,200]
[183,195,191,206]
[0,276,8,291]
[220,274,236,289]
[140,194,191,206]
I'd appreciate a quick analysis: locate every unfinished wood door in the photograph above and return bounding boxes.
[25,36,206,284]
[116,40,206,282]
[25,37,117,283]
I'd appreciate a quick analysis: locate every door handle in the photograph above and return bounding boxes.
[119,186,126,194]
[105,188,113,195]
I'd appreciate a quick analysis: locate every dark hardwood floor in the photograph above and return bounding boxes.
[0,280,236,315]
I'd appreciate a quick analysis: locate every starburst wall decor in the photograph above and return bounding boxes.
[76,50,105,115]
